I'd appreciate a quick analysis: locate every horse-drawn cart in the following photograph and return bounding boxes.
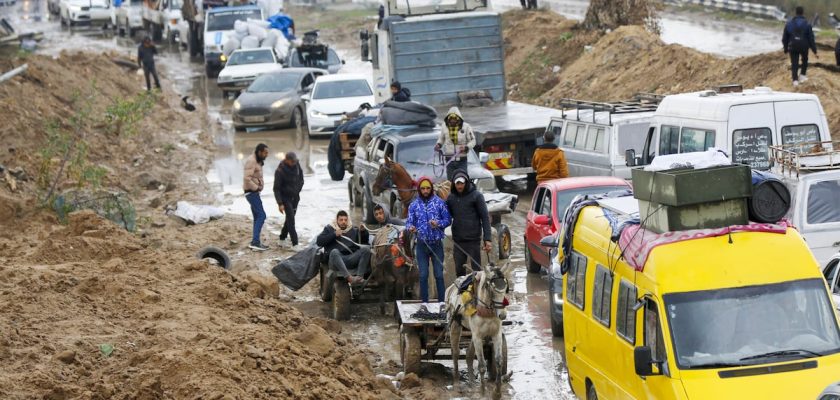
[395,300,508,377]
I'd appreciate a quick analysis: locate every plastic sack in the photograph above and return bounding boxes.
[223,37,240,56]
[644,148,731,171]
[240,36,260,49]
[247,18,270,28]
[171,201,225,225]
[261,33,277,49]
[234,19,248,34]
[247,22,267,40]
[267,13,295,40]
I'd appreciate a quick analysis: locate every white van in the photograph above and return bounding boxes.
[547,96,659,179]
[628,86,833,170]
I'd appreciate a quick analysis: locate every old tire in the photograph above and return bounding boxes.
[587,384,598,400]
[352,180,364,207]
[361,186,376,224]
[319,264,332,302]
[293,107,306,148]
[401,330,421,374]
[485,334,508,381]
[234,124,246,132]
[332,279,351,320]
[497,224,511,260]
[525,244,541,273]
[196,246,231,270]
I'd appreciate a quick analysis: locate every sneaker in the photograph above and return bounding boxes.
[800,74,808,83]
[249,242,269,251]
[793,80,800,87]
[277,240,290,249]
[291,244,307,252]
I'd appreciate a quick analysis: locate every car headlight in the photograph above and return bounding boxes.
[69,5,81,11]
[310,109,326,118]
[217,75,229,82]
[233,100,240,110]
[271,100,285,109]
[220,54,227,62]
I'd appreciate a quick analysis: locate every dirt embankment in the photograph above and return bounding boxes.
[0,54,394,399]
[502,10,840,138]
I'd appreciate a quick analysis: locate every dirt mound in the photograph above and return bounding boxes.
[504,12,840,138]
[25,210,142,264]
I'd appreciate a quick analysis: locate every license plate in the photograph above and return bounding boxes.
[243,116,265,123]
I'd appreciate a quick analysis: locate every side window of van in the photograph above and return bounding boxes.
[732,128,772,170]
[679,128,715,153]
[566,252,587,309]
[592,265,613,327]
[806,179,840,225]
[658,125,680,155]
[645,300,669,376]
[616,280,637,343]
[585,126,608,153]
[564,123,587,148]
[781,124,820,150]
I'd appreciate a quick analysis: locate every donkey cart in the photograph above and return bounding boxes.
[395,300,508,378]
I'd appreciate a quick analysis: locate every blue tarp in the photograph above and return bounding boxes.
[267,13,295,40]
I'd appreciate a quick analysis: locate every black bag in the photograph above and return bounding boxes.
[271,244,320,291]
[790,22,808,51]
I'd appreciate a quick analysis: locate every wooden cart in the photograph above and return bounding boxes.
[395,300,507,377]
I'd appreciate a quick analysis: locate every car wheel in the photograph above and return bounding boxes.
[353,180,363,208]
[293,107,306,148]
[587,383,598,400]
[497,224,511,260]
[548,279,563,337]
[525,243,541,273]
[361,186,376,224]
[205,64,218,78]
[234,125,246,132]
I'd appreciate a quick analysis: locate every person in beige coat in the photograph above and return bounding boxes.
[244,143,270,251]
[435,107,476,181]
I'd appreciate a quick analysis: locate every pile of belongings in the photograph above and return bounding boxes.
[223,17,291,60]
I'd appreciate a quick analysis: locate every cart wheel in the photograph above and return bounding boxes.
[497,224,511,260]
[319,263,332,302]
[401,331,421,374]
[332,279,351,320]
[485,334,508,380]
[348,180,356,208]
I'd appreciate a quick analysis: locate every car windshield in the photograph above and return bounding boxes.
[289,47,340,69]
[169,0,182,8]
[227,50,275,66]
[556,185,628,217]
[206,9,261,31]
[665,279,840,369]
[312,80,371,100]
[247,73,300,93]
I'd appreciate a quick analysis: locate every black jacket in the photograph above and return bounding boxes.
[316,225,369,259]
[446,170,491,242]
[137,44,158,68]
[782,16,816,53]
[391,87,411,102]
[273,162,304,204]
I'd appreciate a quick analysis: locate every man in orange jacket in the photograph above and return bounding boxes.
[531,130,569,183]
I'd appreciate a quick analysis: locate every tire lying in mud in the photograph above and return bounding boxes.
[196,246,232,270]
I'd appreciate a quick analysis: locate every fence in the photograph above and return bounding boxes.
[665,0,787,21]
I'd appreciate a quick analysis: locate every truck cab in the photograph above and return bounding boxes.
[203,5,263,77]
[630,86,833,170]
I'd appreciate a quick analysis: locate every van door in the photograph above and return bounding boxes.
[801,176,840,265]
[774,101,826,151]
[561,122,611,177]
[638,298,679,399]
[728,103,774,170]
[526,187,553,267]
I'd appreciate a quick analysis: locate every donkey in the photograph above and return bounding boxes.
[445,262,514,389]
[372,156,450,218]
[369,225,417,314]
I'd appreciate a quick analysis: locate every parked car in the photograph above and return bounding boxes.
[217,48,284,96]
[526,177,631,338]
[60,0,111,27]
[111,0,143,38]
[286,44,344,74]
[824,253,840,312]
[232,68,325,132]
[820,381,840,400]
[304,74,374,136]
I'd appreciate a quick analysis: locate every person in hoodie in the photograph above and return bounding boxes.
[531,130,569,183]
[405,177,451,303]
[316,210,370,284]
[390,81,411,102]
[782,6,818,86]
[137,36,161,91]
[446,170,491,277]
[244,143,269,251]
[435,107,476,181]
[273,152,304,248]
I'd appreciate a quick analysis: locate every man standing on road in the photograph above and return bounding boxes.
[531,130,569,183]
[435,107,476,181]
[783,6,818,87]
[274,152,304,249]
[317,210,371,284]
[137,36,161,91]
[406,177,451,303]
[244,144,269,251]
[446,170,492,277]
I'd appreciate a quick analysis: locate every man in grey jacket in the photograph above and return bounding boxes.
[446,169,491,277]
[244,143,269,251]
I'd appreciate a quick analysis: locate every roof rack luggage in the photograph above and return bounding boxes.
[558,93,664,125]
[770,141,840,178]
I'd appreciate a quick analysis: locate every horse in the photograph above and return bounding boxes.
[372,156,451,219]
[369,225,417,314]
[445,262,514,390]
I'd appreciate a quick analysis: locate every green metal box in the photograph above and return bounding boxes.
[631,165,752,206]
[638,199,749,233]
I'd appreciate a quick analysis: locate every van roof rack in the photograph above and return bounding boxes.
[558,93,664,125]
[770,141,840,178]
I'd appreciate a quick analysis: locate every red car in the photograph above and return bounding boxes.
[524,176,631,273]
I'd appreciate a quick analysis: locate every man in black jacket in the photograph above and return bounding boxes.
[316,210,370,284]
[782,6,818,86]
[446,170,491,277]
[137,36,161,91]
[274,152,304,248]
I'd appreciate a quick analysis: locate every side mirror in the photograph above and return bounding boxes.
[634,346,655,376]
[479,151,489,164]
[534,215,551,226]
[341,59,346,65]
[540,235,558,248]
[625,149,637,167]
[301,93,310,102]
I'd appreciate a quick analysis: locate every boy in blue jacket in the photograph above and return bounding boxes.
[406,177,451,303]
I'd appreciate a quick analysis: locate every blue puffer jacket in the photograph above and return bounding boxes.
[406,178,451,243]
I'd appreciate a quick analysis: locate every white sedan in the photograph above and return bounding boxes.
[60,0,111,27]
[305,74,375,136]
[217,48,283,96]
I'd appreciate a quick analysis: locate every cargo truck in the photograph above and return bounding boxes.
[142,0,183,43]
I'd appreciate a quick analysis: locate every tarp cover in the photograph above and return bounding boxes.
[271,244,320,290]
[378,100,437,127]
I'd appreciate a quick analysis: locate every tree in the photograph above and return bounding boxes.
[583,0,662,35]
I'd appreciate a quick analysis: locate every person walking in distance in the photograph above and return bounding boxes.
[446,170,492,277]
[406,177,451,303]
[783,6,818,87]
[274,152,304,249]
[137,36,161,91]
[531,130,569,183]
[435,107,476,181]
[244,144,269,251]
